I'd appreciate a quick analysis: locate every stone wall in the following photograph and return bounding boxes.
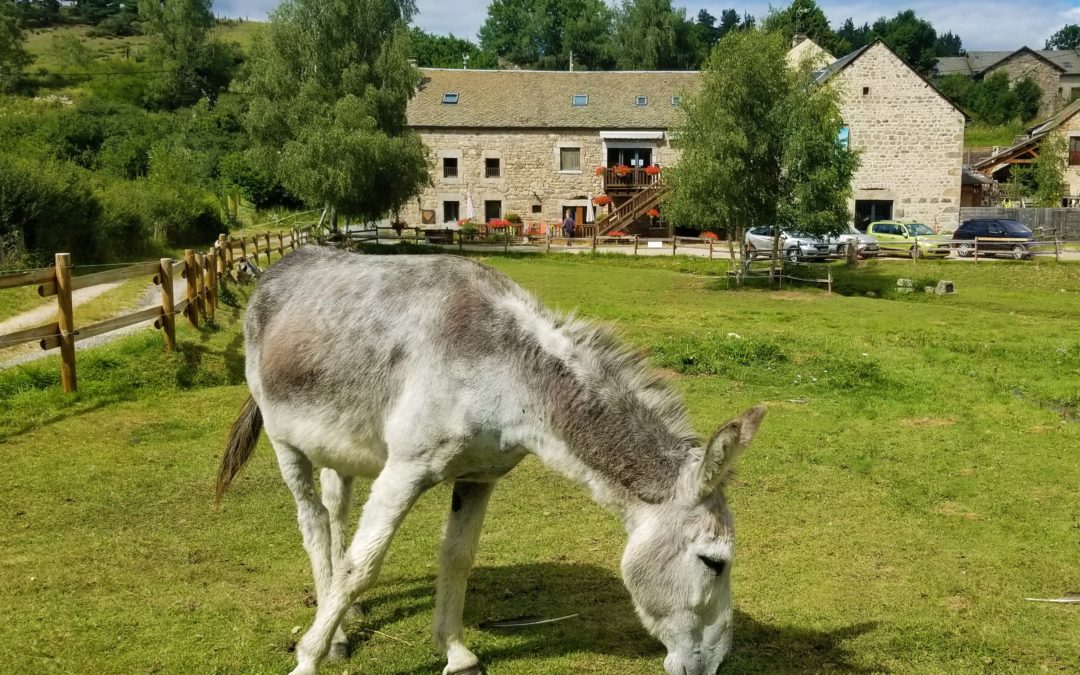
[985,52,1062,119]
[1052,110,1080,196]
[835,43,965,229]
[401,128,677,228]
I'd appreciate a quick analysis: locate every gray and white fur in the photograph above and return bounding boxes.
[216,246,766,675]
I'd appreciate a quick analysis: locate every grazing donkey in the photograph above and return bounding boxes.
[216,246,766,675]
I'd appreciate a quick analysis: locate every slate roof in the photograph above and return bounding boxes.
[407,68,699,129]
[936,48,1076,77]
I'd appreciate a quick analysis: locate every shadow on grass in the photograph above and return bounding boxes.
[367,562,879,674]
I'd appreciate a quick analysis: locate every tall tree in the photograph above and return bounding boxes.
[13,0,61,28]
[664,30,858,281]
[870,10,938,74]
[242,0,429,224]
[762,0,845,57]
[408,28,499,69]
[479,0,615,70]
[934,30,964,57]
[1046,24,1080,50]
[836,18,870,52]
[613,0,698,70]
[0,0,32,92]
[138,0,241,109]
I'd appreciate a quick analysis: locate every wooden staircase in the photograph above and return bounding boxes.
[598,182,669,235]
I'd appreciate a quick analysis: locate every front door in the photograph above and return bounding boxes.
[855,200,893,232]
[607,147,653,167]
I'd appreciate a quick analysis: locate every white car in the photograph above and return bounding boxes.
[744,227,840,262]
[832,226,880,258]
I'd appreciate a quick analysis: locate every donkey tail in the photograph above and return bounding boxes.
[215,395,263,505]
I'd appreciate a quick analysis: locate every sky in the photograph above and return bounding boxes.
[212,0,1080,52]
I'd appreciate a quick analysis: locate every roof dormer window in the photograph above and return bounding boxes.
[572,94,588,107]
[442,92,459,104]
[636,95,648,106]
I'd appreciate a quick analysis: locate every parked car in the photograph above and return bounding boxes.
[951,219,1036,259]
[866,221,952,258]
[833,226,880,258]
[744,227,839,262]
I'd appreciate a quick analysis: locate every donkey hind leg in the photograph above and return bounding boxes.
[290,462,428,675]
[434,481,496,675]
[273,445,349,661]
[320,468,363,619]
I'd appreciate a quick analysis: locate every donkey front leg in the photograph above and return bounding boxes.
[273,445,350,660]
[290,462,428,675]
[434,481,496,675]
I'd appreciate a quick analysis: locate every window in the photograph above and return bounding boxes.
[531,204,542,214]
[442,200,459,223]
[559,147,581,172]
[1070,137,1080,166]
[484,200,501,222]
[443,157,458,178]
[838,125,850,149]
[671,96,681,106]
[862,86,870,96]
[485,157,501,178]
[442,92,459,104]
[572,94,588,107]
[636,95,648,106]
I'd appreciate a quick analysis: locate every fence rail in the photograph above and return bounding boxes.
[0,225,314,393]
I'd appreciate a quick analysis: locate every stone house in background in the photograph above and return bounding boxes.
[936,47,1080,119]
[402,69,694,234]
[788,35,835,70]
[404,39,966,234]
[815,40,966,230]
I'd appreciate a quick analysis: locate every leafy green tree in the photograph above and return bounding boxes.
[871,10,938,74]
[1045,24,1080,50]
[408,28,498,69]
[762,0,846,57]
[934,30,964,57]
[836,18,870,51]
[138,0,242,109]
[1013,77,1042,122]
[971,72,1019,125]
[479,0,615,70]
[718,9,741,36]
[664,30,858,282]
[613,0,698,70]
[0,1,32,92]
[242,0,430,224]
[1031,133,1066,206]
[936,73,976,111]
[13,0,60,28]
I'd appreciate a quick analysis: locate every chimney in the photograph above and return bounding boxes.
[792,33,808,48]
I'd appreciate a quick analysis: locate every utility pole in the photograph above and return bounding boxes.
[569,50,574,72]
[463,53,470,70]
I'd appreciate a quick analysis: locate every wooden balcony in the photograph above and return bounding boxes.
[602,167,661,194]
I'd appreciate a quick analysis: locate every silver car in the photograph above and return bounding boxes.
[833,226,880,258]
[744,226,839,262]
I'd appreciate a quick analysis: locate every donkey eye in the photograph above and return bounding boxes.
[698,555,726,576]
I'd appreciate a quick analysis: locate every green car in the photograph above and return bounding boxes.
[866,221,952,258]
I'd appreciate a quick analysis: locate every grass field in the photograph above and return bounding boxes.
[1,252,1078,674]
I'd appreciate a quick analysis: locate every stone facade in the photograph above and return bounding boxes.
[984,51,1062,120]
[401,128,677,228]
[833,42,966,229]
[787,37,834,70]
[1052,111,1080,196]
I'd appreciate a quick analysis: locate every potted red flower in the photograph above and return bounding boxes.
[608,230,627,237]
[646,208,661,218]
[644,165,661,176]
[701,231,719,240]
[488,218,511,228]
[594,166,606,176]
[593,195,611,206]
[613,164,632,177]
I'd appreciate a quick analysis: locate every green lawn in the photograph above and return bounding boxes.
[964,122,1026,149]
[0,253,1077,674]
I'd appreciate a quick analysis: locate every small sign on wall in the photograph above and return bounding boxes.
[421,209,436,224]
[647,240,663,248]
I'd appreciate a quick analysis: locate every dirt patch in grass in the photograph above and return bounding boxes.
[945,595,972,612]
[935,501,983,521]
[902,417,956,427]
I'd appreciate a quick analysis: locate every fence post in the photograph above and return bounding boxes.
[264,232,272,266]
[546,230,552,254]
[634,235,639,256]
[827,265,833,294]
[240,235,248,263]
[184,249,199,328]
[591,233,597,253]
[708,238,714,259]
[195,252,208,321]
[974,237,979,264]
[1055,235,1061,263]
[217,235,227,279]
[159,257,176,351]
[672,236,678,257]
[504,227,509,253]
[206,251,217,321]
[226,236,234,272]
[55,252,77,394]
[278,232,284,256]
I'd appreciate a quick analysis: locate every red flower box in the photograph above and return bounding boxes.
[488,218,511,228]
[593,195,611,206]
[595,166,606,176]
[646,208,661,218]
[613,164,632,177]
[644,165,661,175]
[701,231,719,240]
[608,230,627,237]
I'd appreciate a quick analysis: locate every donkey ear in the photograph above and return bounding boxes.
[697,405,767,496]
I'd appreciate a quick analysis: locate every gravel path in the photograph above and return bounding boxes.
[0,281,123,337]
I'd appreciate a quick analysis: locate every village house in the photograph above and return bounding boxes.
[936,47,1080,119]
[403,38,966,234]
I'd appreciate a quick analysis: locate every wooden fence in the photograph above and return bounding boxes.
[0,226,313,393]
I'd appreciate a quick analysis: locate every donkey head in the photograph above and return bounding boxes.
[621,405,766,675]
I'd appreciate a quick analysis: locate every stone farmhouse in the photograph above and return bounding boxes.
[402,38,966,234]
[936,47,1080,119]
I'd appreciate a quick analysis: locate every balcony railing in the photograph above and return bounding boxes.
[485,165,501,178]
[602,167,661,191]
[443,164,458,178]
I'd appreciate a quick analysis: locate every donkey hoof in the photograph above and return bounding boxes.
[328,640,350,661]
[443,662,483,675]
